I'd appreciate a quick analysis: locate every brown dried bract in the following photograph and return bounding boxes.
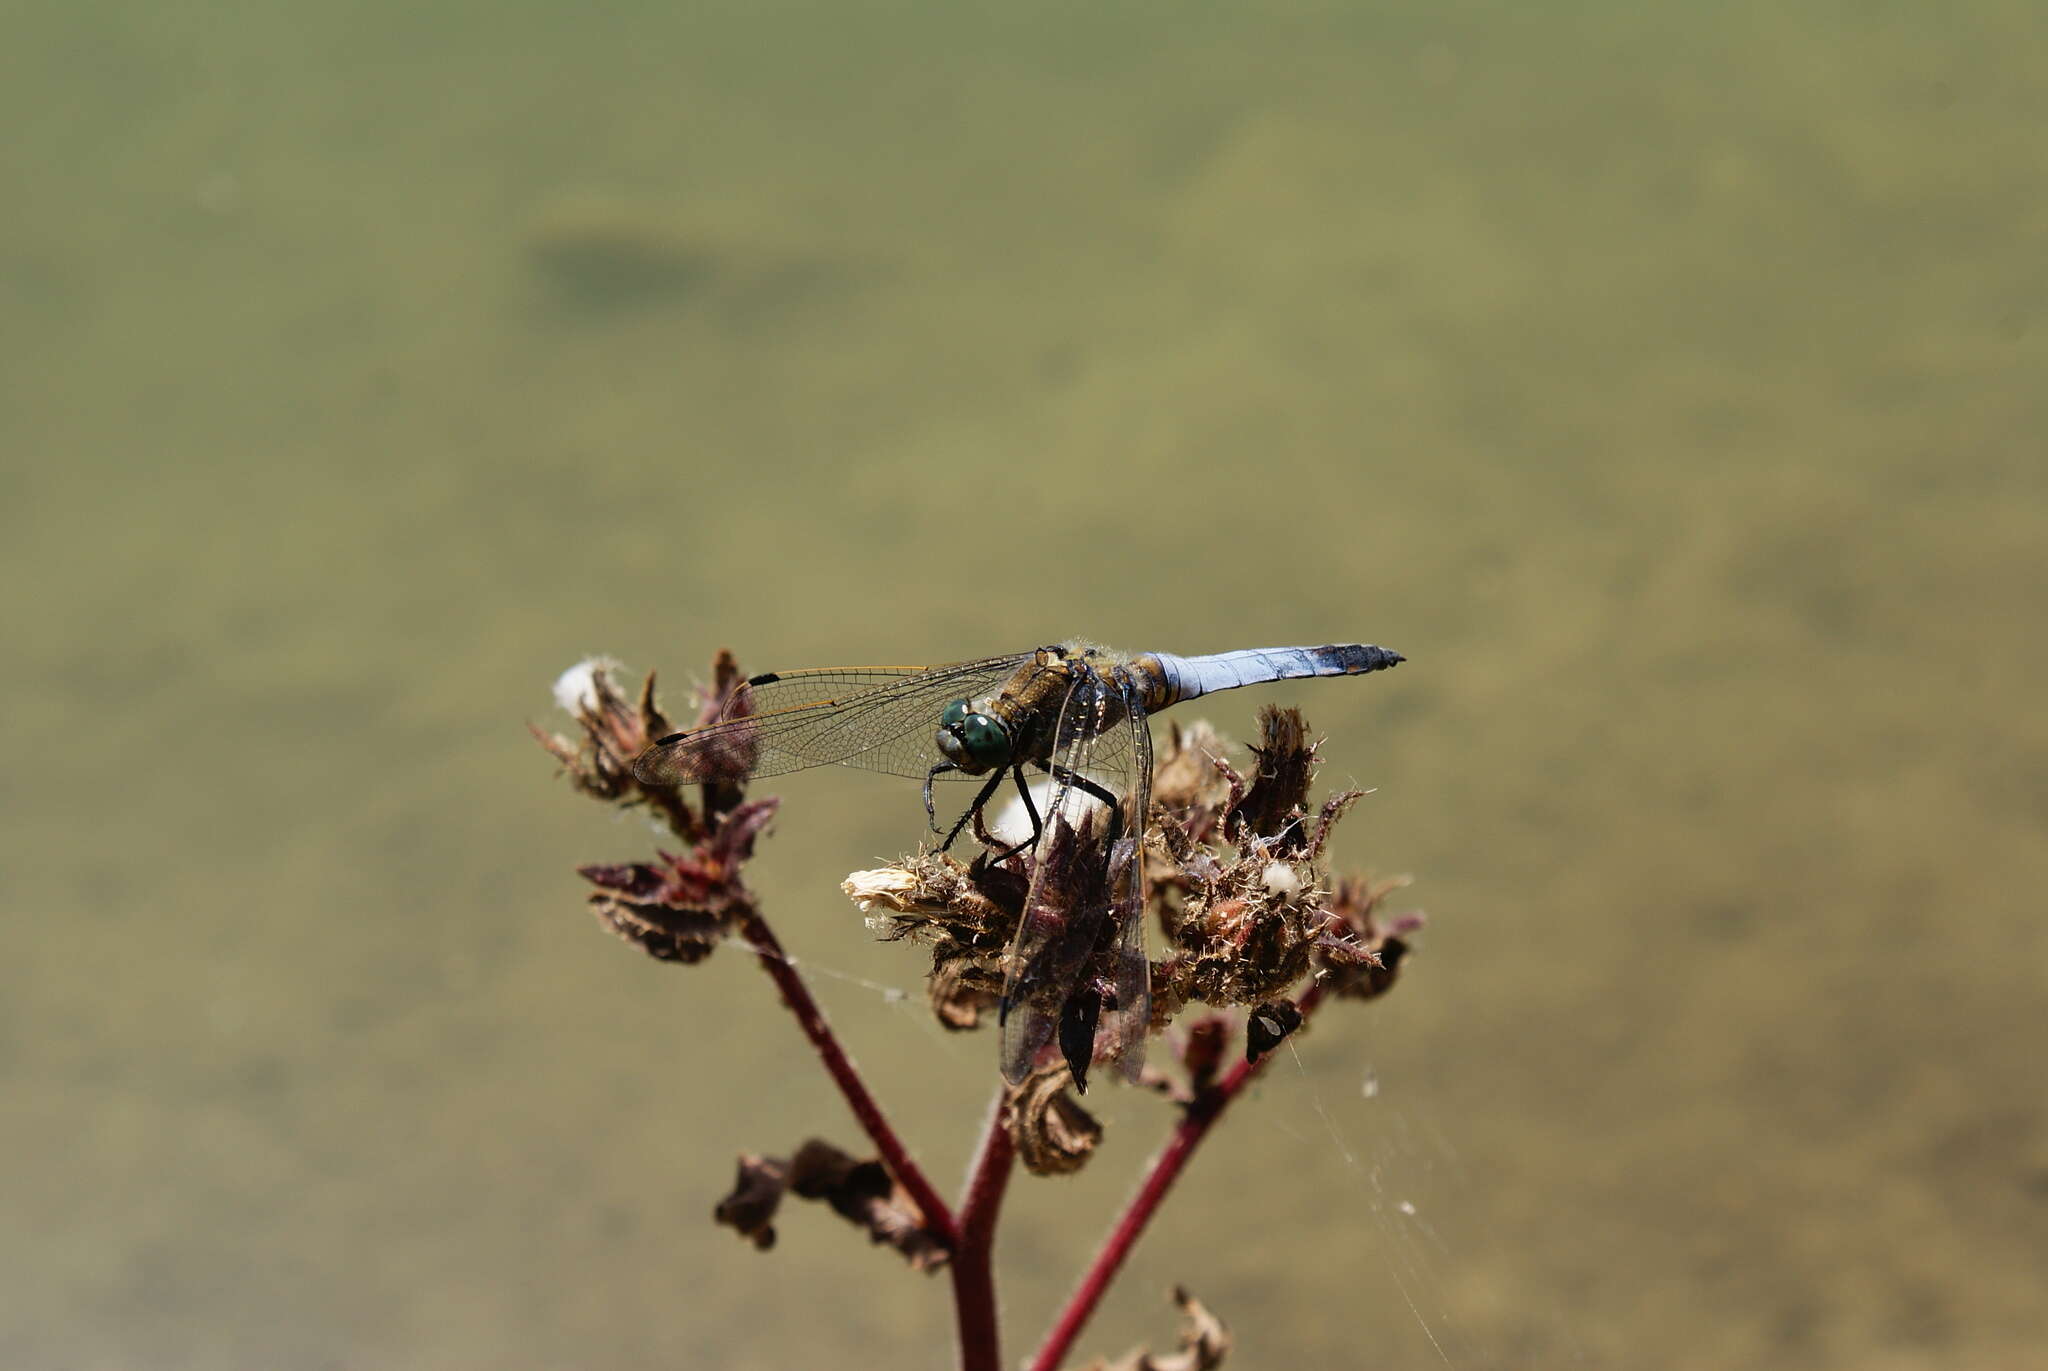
[712,1140,949,1271]
[927,953,1003,1031]
[1226,706,1318,847]
[575,796,777,962]
[1311,874,1425,1001]
[1084,1287,1232,1371]
[1005,1063,1104,1176]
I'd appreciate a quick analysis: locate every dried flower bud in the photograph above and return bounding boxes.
[1006,1063,1104,1176]
[533,653,734,843]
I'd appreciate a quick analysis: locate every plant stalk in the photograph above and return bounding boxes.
[952,1087,1018,1371]
[737,906,959,1248]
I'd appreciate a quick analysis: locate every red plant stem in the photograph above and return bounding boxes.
[735,906,959,1248]
[1028,982,1330,1371]
[951,1088,1018,1371]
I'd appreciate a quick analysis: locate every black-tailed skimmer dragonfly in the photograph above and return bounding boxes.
[633,642,1403,1090]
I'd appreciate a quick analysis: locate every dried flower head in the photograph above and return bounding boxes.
[574,796,777,961]
[537,651,779,962]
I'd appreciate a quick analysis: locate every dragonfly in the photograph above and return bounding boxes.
[633,641,1404,1090]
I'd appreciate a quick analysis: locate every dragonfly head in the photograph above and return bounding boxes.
[937,698,1012,775]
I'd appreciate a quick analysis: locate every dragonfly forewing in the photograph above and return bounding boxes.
[632,656,1032,785]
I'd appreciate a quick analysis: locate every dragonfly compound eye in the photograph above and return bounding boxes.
[937,709,1012,773]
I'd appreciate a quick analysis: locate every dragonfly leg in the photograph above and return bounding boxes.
[922,761,959,832]
[1047,766,1124,840]
[939,768,1007,853]
[979,764,1042,867]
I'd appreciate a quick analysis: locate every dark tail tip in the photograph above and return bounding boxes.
[1359,644,1404,672]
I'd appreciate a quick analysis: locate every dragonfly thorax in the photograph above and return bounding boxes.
[937,697,1012,775]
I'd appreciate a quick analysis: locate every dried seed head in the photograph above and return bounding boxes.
[573,796,779,964]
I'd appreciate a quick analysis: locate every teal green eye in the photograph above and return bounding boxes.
[956,714,1010,769]
[935,702,1012,774]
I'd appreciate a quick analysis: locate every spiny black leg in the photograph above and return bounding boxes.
[981,764,1042,867]
[1048,765,1123,839]
[1012,763,1043,847]
[939,768,1006,853]
[923,761,959,832]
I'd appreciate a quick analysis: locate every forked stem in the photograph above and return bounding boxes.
[1028,982,1330,1371]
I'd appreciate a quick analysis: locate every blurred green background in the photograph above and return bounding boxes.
[5,1,2044,1367]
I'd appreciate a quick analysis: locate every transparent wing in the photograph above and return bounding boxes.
[1094,671,1153,1085]
[632,654,1034,785]
[999,665,1152,1089]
